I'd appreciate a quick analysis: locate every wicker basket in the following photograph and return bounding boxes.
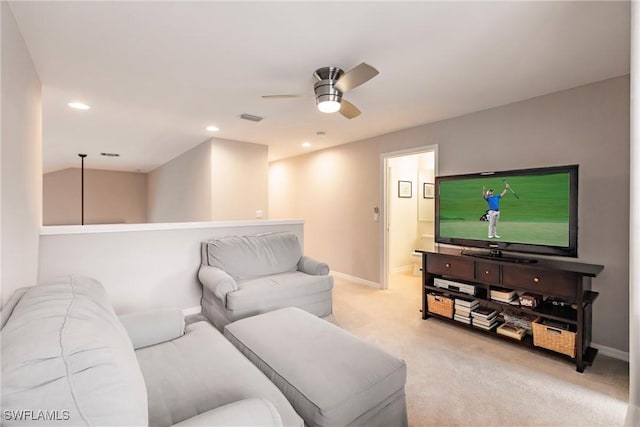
[427,293,454,319]
[532,319,576,358]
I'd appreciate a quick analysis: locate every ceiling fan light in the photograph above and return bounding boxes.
[317,100,341,113]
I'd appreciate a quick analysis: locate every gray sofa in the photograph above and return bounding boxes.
[1,276,303,427]
[199,232,333,329]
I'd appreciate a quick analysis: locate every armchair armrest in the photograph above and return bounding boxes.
[297,256,330,275]
[119,308,185,350]
[172,398,282,427]
[198,265,239,301]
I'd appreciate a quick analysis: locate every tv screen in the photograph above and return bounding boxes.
[435,165,578,258]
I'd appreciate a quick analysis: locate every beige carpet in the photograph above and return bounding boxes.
[331,272,629,427]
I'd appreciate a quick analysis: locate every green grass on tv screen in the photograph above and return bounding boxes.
[438,172,570,247]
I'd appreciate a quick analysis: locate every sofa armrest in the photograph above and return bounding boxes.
[297,256,330,275]
[198,265,239,301]
[119,308,185,350]
[171,398,283,427]
[1,287,30,329]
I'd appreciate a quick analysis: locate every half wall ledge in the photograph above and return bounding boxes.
[41,219,304,235]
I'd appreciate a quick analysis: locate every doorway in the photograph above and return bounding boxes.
[380,145,438,289]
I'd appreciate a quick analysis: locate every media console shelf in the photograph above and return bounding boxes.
[420,250,604,372]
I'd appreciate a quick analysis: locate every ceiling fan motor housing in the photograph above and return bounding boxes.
[314,67,344,107]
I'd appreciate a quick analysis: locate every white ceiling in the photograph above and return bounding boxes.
[9,1,630,173]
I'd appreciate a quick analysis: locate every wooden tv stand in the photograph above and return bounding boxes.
[420,250,603,372]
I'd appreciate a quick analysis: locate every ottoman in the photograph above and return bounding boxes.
[224,307,408,427]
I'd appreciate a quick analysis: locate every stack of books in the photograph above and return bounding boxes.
[471,307,499,330]
[497,323,527,340]
[490,287,519,305]
[453,297,479,325]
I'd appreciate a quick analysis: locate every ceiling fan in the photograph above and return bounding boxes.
[262,63,379,119]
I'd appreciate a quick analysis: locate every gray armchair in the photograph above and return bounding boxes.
[198,232,333,330]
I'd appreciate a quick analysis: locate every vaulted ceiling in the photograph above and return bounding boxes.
[9,1,630,173]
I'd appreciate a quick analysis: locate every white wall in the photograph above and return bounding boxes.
[147,140,212,223]
[388,155,419,272]
[43,168,147,225]
[211,139,268,220]
[38,220,303,313]
[1,3,42,305]
[269,76,630,353]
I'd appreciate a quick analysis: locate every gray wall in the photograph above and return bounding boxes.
[269,76,630,353]
[43,168,147,225]
[38,221,303,313]
[628,2,639,422]
[147,137,269,222]
[1,3,42,305]
[147,140,212,223]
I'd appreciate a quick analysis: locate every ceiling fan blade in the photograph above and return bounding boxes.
[262,94,307,99]
[339,99,361,119]
[335,63,379,93]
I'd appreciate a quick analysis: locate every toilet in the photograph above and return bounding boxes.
[412,234,434,276]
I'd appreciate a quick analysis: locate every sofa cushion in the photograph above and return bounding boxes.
[171,398,282,427]
[206,232,302,280]
[119,308,185,350]
[135,321,303,427]
[1,276,148,426]
[227,272,333,311]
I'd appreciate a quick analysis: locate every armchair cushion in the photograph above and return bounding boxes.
[206,233,302,280]
[119,308,185,350]
[226,272,333,311]
[198,265,238,301]
[297,256,330,275]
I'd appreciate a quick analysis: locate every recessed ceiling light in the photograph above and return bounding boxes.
[206,125,219,132]
[68,102,90,110]
[302,142,312,147]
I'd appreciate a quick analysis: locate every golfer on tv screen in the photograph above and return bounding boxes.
[482,184,509,238]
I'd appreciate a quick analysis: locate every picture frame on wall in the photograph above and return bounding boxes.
[423,183,434,199]
[398,181,412,198]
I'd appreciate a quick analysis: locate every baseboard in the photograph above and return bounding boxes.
[591,342,629,362]
[331,271,381,289]
[182,306,202,316]
[625,403,640,427]
[390,265,413,274]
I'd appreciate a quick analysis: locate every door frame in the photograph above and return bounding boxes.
[380,144,438,289]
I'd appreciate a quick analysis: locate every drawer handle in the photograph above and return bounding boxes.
[485,270,490,275]
[445,263,451,268]
[533,277,540,283]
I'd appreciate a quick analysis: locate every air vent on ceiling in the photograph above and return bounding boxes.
[101,152,120,157]
[240,113,263,122]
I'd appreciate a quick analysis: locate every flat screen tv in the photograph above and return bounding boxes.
[435,164,578,260]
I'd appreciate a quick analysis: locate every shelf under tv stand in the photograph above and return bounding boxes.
[420,250,603,372]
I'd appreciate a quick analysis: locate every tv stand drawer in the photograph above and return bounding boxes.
[502,266,576,298]
[475,262,500,284]
[426,254,474,281]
